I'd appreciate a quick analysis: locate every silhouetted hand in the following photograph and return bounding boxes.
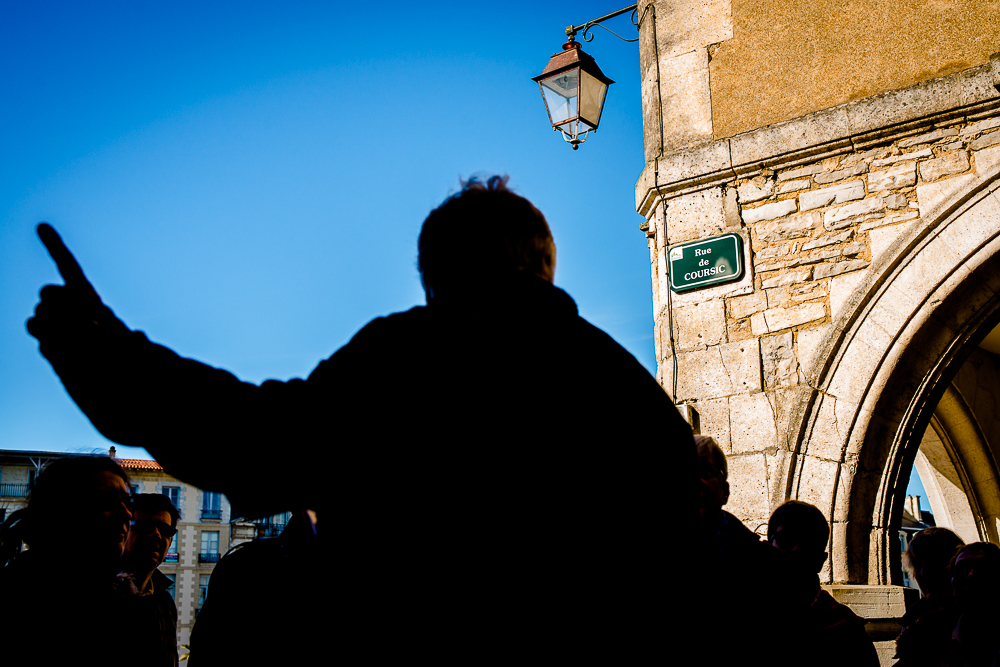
[27,223,128,347]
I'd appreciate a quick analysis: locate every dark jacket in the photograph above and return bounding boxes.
[117,569,179,667]
[807,589,880,667]
[0,551,124,665]
[695,511,818,667]
[895,596,959,667]
[187,516,319,666]
[38,274,698,662]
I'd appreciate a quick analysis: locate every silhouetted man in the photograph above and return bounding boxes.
[117,494,180,667]
[27,176,697,661]
[692,435,814,666]
[768,500,879,667]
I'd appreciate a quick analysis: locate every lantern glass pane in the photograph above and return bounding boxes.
[579,70,608,127]
[559,118,594,139]
[540,69,579,125]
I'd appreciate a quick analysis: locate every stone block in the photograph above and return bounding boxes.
[868,162,917,191]
[756,211,822,243]
[737,178,774,203]
[825,197,885,228]
[755,244,790,261]
[860,210,918,233]
[868,222,910,259]
[674,348,730,401]
[762,332,798,389]
[651,48,714,153]
[673,299,726,351]
[720,338,763,394]
[778,164,822,181]
[814,162,868,185]
[814,259,870,280]
[970,131,1000,151]
[939,140,965,151]
[800,181,865,211]
[778,179,811,194]
[842,242,867,256]
[898,128,958,148]
[842,147,889,165]
[790,284,825,303]
[870,148,932,167]
[726,452,771,521]
[697,397,732,453]
[917,171,978,217]
[761,269,812,289]
[728,292,768,320]
[829,270,867,321]
[799,249,842,265]
[742,199,798,224]
[961,116,1000,135]
[797,324,833,379]
[883,193,909,209]
[753,302,826,334]
[730,106,851,169]
[730,394,779,454]
[665,187,726,245]
[802,230,852,251]
[727,317,753,342]
[919,151,970,182]
[635,140,733,215]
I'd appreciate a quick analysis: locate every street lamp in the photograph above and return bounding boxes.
[533,4,639,150]
[532,41,614,150]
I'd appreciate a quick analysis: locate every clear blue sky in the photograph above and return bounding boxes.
[1,1,658,459]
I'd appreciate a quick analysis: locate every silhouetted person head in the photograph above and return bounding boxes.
[768,500,830,573]
[124,493,179,577]
[694,435,729,524]
[950,541,1000,612]
[418,175,556,303]
[0,455,131,569]
[903,527,964,601]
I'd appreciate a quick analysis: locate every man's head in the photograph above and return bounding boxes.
[20,455,132,565]
[124,494,179,572]
[418,175,555,302]
[694,435,729,522]
[903,527,964,601]
[768,500,829,573]
[950,541,1000,611]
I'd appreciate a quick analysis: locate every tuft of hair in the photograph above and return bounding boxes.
[903,526,965,576]
[131,493,181,529]
[418,175,555,301]
[767,500,829,552]
[694,434,728,480]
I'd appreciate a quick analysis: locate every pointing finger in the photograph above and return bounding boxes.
[37,223,99,299]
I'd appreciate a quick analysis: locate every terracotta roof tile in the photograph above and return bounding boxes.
[117,458,163,470]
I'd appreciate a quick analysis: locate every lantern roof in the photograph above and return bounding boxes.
[532,41,615,86]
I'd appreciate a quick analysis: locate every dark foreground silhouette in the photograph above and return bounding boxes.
[26,177,699,661]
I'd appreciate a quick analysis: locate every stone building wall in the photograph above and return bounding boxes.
[641,76,1000,540]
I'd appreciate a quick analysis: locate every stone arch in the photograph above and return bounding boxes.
[788,160,1000,584]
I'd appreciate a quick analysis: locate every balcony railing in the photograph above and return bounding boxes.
[0,483,30,498]
[201,508,222,521]
[199,552,220,564]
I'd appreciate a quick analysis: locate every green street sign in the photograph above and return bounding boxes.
[668,233,744,292]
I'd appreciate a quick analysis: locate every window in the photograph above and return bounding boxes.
[162,487,180,510]
[164,534,178,563]
[129,484,139,496]
[164,574,176,600]
[0,509,5,523]
[27,469,38,489]
[201,491,221,520]
[198,574,210,606]
[199,531,219,563]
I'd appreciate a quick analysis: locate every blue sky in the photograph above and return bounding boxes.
[1,1,660,458]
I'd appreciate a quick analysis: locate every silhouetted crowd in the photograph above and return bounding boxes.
[3,177,999,665]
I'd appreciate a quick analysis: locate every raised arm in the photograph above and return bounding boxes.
[27,224,319,516]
